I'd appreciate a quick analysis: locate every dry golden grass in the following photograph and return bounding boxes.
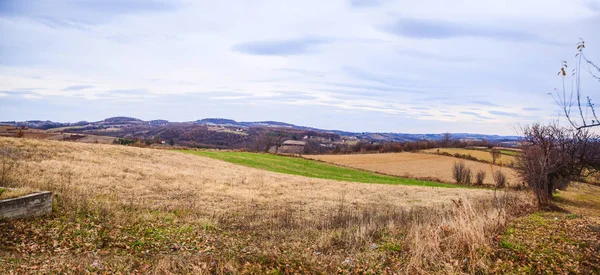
[0,138,502,213]
[555,182,600,223]
[0,137,534,274]
[423,148,518,166]
[305,152,521,187]
[0,186,38,200]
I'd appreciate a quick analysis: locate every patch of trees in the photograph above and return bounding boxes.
[113,138,138,145]
[244,127,340,153]
[310,138,494,155]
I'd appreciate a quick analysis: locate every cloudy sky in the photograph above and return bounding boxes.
[1,0,599,135]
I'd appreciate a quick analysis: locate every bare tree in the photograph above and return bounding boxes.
[517,40,600,205]
[552,39,600,130]
[490,148,501,164]
[518,124,600,205]
[251,131,267,152]
[442,133,452,148]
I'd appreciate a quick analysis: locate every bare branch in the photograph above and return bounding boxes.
[554,39,599,130]
[588,96,599,125]
[583,52,600,80]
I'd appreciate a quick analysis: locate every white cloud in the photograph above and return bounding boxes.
[0,0,599,134]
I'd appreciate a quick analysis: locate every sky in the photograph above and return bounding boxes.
[0,0,599,135]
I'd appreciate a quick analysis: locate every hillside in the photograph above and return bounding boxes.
[0,137,533,273]
[1,117,521,143]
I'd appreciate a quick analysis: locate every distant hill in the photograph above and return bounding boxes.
[2,117,521,142]
[194,118,520,142]
[101,117,143,124]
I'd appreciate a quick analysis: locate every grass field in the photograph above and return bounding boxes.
[0,187,38,200]
[490,183,600,273]
[423,148,518,166]
[180,150,460,188]
[497,149,520,156]
[306,152,520,186]
[0,137,534,274]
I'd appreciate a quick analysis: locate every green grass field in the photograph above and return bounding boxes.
[495,149,520,156]
[179,150,463,188]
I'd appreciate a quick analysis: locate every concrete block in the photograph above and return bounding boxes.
[0,191,52,220]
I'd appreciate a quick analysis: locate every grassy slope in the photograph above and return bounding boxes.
[180,150,462,188]
[497,149,520,156]
[490,183,600,273]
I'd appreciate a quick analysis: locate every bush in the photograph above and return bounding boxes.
[517,123,600,204]
[464,171,472,185]
[114,138,137,145]
[452,161,472,185]
[475,170,486,185]
[493,170,507,188]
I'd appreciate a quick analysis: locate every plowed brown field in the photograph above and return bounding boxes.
[422,148,517,166]
[305,152,521,186]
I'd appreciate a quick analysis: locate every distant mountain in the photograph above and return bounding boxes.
[0,120,67,130]
[195,118,300,129]
[101,117,143,124]
[195,118,239,126]
[148,119,169,126]
[194,118,520,142]
[3,117,522,142]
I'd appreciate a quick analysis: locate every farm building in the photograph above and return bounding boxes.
[269,140,306,154]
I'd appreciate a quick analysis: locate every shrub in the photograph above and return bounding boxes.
[452,161,472,185]
[114,138,137,145]
[475,170,486,185]
[464,170,472,185]
[493,170,507,188]
[518,123,600,204]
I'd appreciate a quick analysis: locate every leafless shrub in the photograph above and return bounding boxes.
[475,170,486,185]
[493,170,507,188]
[452,161,472,185]
[517,123,600,205]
